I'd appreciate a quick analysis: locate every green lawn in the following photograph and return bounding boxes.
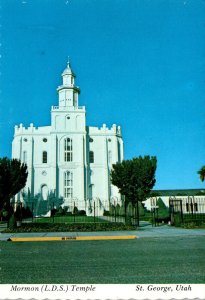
[0,236,205,283]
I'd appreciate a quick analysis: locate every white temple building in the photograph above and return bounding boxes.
[12,61,124,214]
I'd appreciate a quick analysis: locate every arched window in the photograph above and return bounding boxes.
[41,184,48,200]
[64,171,73,199]
[89,151,94,163]
[42,151,47,163]
[64,138,73,162]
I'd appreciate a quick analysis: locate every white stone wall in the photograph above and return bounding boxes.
[12,62,123,215]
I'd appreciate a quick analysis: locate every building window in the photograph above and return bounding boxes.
[118,141,121,162]
[89,151,94,163]
[42,151,47,163]
[22,151,27,163]
[43,138,47,143]
[64,171,73,199]
[194,203,198,212]
[64,138,73,162]
[41,184,48,200]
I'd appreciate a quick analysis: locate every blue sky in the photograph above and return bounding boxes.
[0,0,205,190]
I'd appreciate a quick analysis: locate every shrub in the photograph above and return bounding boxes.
[8,214,16,229]
[115,204,120,216]
[22,206,33,218]
[125,216,132,226]
[1,209,9,221]
[53,206,70,216]
[65,211,72,216]
[51,208,57,216]
[180,221,205,229]
[139,202,145,216]
[173,213,182,226]
[155,216,171,224]
[77,210,86,216]
[73,206,78,214]
[196,191,205,196]
[109,205,115,216]
[14,205,22,221]
[103,210,110,216]
[3,222,136,233]
[156,198,169,218]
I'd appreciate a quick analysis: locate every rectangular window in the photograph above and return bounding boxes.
[42,151,47,163]
[118,141,121,162]
[89,151,94,163]
[23,151,27,163]
[64,171,73,199]
[64,138,73,162]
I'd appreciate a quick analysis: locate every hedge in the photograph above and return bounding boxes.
[3,222,136,233]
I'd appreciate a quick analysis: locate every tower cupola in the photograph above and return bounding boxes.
[57,59,80,108]
[62,61,75,86]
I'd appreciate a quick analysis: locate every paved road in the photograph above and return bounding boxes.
[137,224,205,237]
[0,224,205,241]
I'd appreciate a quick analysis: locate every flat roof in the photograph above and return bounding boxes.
[152,189,205,196]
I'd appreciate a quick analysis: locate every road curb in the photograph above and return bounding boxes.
[8,235,137,242]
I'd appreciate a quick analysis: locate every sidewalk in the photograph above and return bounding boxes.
[0,224,205,241]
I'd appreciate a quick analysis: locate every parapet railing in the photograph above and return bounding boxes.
[51,105,85,110]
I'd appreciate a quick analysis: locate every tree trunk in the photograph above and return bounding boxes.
[124,200,127,223]
[136,200,139,227]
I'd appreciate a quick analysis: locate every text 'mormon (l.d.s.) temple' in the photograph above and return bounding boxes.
[12,61,123,215]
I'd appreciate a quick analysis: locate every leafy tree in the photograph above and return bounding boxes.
[111,156,157,226]
[0,157,28,213]
[196,191,205,196]
[156,197,169,217]
[197,166,205,182]
[150,191,161,197]
[139,201,145,216]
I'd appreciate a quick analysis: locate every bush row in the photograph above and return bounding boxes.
[51,206,86,217]
[175,219,205,229]
[3,222,136,233]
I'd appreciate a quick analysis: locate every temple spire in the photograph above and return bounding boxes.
[57,60,80,108]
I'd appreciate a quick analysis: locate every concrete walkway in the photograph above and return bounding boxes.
[0,224,205,241]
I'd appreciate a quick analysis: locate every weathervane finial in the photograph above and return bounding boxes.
[67,56,70,65]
